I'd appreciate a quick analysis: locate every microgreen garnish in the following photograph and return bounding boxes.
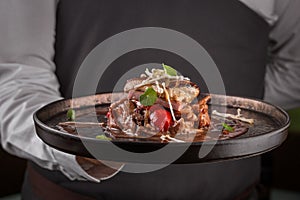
[222,123,234,132]
[96,135,112,141]
[140,87,158,106]
[162,63,177,76]
[67,109,76,121]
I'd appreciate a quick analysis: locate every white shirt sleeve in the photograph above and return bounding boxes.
[264,0,300,110]
[239,0,277,24]
[0,0,99,182]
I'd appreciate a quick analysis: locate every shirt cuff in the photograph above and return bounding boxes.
[52,149,124,182]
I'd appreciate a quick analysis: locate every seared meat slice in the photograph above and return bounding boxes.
[198,95,211,128]
[167,80,200,103]
[107,98,137,133]
[124,77,146,92]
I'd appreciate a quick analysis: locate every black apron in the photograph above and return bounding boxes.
[24,0,270,199]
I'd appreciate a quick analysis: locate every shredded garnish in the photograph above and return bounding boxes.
[134,67,189,89]
[162,82,177,122]
[155,81,164,94]
[160,135,184,143]
[212,109,254,124]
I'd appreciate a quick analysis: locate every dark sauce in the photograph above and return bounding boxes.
[49,104,280,143]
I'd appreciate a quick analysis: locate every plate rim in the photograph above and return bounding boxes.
[33,93,290,146]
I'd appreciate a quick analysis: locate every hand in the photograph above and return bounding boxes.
[76,156,124,180]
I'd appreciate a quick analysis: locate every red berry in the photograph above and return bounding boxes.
[149,104,172,132]
[106,111,111,119]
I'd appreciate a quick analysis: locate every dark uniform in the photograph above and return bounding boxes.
[23,0,270,199]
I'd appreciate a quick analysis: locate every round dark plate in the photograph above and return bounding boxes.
[34,93,289,164]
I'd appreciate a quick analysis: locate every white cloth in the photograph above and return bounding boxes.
[264,0,300,110]
[0,0,299,182]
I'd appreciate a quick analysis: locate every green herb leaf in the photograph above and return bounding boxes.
[96,135,112,141]
[67,109,76,121]
[162,63,177,76]
[222,123,234,132]
[140,87,158,106]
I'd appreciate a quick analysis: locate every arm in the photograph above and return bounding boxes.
[0,0,122,182]
[264,0,300,110]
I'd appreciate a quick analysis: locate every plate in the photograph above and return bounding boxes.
[34,93,289,164]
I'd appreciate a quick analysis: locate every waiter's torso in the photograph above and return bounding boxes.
[39,0,270,199]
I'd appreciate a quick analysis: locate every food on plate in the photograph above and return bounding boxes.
[57,64,254,142]
[106,64,211,138]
